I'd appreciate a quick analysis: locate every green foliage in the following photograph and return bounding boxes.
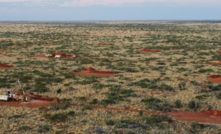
[12,115,22,118]
[81,106,92,111]
[146,115,172,126]
[80,58,94,64]
[132,79,174,91]
[18,126,30,131]
[141,98,172,111]
[43,113,68,123]
[67,111,75,116]
[139,110,143,116]
[57,89,61,93]
[174,100,182,108]
[190,121,200,131]
[90,99,98,104]
[105,120,115,125]
[188,100,200,110]
[216,91,221,99]
[119,119,136,124]
[38,125,50,133]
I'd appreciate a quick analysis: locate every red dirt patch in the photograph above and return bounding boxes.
[0,91,56,108]
[208,76,221,83]
[168,111,221,125]
[209,75,220,79]
[71,67,115,77]
[218,51,221,54]
[206,61,221,65]
[208,75,221,83]
[85,32,90,34]
[0,63,13,70]
[145,33,151,35]
[138,49,162,53]
[1,40,7,42]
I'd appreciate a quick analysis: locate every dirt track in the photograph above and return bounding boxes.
[69,105,221,125]
[1,98,221,125]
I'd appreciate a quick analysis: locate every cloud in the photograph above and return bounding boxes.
[60,0,221,6]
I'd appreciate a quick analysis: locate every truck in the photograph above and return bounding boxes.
[0,80,29,102]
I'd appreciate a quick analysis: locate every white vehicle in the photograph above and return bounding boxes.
[55,55,61,58]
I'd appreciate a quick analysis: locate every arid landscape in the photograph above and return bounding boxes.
[1,21,221,133]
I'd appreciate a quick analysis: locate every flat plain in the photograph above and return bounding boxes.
[0,21,221,133]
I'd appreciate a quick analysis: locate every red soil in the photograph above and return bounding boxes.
[85,32,90,34]
[94,43,114,46]
[138,49,162,53]
[0,63,13,70]
[208,75,221,83]
[145,33,151,35]
[209,75,220,79]
[1,40,7,42]
[206,61,221,65]
[0,91,56,108]
[208,78,221,84]
[218,51,221,54]
[71,67,115,77]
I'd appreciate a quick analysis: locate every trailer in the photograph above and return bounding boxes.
[0,95,9,101]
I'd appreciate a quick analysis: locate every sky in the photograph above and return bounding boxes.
[0,0,220,21]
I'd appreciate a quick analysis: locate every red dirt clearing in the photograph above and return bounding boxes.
[138,49,162,53]
[208,78,221,84]
[218,51,221,54]
[206,61,221,65]
[0,63,13,70]
[71,67,115,77]
[208,75,221,83]
[145,33,151,35]
[0,91,56,108]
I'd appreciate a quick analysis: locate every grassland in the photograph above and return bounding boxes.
[0,21,221,133]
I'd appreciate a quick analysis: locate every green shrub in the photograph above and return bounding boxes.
[105,120,115,125]
[190,121,199,131]
[90,99,98,104]
[43,113,68,122]
[18,126,30,131]
[216,92,221,99]
[67,111,75,116]
[188,100,200,110]
[57,89,61,93]
[38,125,50,133]
[174,100,182,108]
